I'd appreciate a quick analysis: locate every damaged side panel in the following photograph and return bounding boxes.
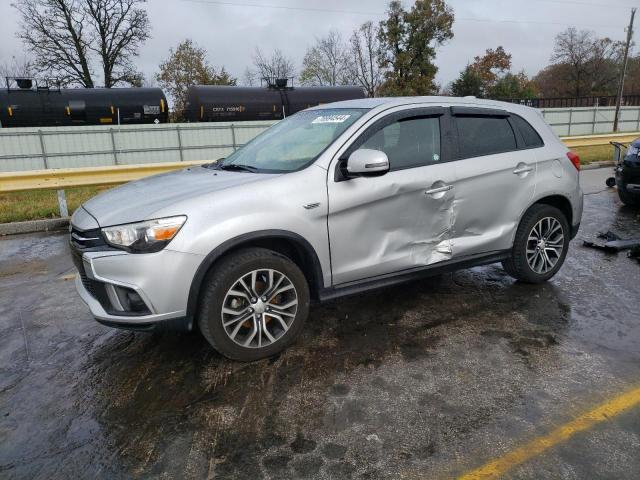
[412,186,456,265]
[327,163,457,285]
[451,148,537,257]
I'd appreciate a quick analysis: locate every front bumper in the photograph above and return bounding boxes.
[73,245,204,328]
[75,275,190,330]
[616,162,640,194]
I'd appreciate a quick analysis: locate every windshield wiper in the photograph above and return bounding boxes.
[202,158,225,169]
[218,164,259,173]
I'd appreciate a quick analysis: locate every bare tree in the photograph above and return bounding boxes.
[0,55,34,80]
[551,27,623,97]
[13,0,94,86]
[85,0,150,87]
[243,67,257,86]
[300,31,351,86]
[349,21,383,97]
[589,37,625,95]
[552,28,595,97]
[248,48,296,84]
[13,0,150,87]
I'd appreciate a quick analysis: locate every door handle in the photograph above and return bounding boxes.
[425,184,453,195]
[513,165,533,175]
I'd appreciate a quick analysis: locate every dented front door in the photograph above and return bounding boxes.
[328,163,457,285]
[327,109,456,285]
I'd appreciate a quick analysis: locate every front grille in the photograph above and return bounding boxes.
[70,226,107,249]
[71,247,102,298]
[80,269,100,297]
[70,227,112,311]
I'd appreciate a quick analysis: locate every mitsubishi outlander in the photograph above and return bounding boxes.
[70,97,583,361]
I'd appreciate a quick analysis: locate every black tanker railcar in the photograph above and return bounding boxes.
[185,83,366,122]
[0,79,168,128]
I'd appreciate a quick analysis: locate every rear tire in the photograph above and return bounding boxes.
[197,248,310,361]
[502,204,569,283]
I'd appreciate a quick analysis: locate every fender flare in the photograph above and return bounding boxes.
[511,193,575,246]
[186,229,325,317]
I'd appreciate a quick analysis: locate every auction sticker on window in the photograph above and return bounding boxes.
[312,114,351,124]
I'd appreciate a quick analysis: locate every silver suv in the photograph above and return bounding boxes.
[70,96,583,361]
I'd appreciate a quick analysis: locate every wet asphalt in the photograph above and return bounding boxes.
[1,168,639,480]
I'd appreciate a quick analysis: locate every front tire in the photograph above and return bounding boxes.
[197,248,310,361]
[618,183,640,207]
[502,204,569,283]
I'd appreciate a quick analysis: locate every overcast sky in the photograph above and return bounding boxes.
[0,0,636,88]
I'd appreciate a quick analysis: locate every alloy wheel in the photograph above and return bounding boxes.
[221,269,298,348]
[526,216,565,274]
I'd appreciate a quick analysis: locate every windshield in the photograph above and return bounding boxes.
[217,108,368,173]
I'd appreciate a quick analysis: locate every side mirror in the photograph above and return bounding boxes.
[346,149,390,177]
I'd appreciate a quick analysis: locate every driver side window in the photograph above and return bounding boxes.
[358,116,441,171]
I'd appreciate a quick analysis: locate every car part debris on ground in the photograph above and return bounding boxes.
[583,230,640,256]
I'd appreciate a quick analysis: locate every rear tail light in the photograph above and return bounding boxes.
[567,151,580,170]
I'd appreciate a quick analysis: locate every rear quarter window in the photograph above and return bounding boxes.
[511,115,544,148]
[455,115,517,158]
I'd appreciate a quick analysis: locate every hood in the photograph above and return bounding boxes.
[82,166,278,226]
[624,139,640,167]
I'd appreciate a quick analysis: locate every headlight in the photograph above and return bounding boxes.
[102,216,187,253]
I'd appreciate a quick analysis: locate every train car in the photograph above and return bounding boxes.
[185,81,366,122]
[0,79,168,128]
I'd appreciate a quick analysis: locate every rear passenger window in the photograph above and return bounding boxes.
[511,115,544,148]
[456,116,517,158]
[359,116,441,170]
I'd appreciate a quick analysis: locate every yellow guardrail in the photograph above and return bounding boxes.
[560,131,640,148]
[0,160,207,193]
[1,132,639,194]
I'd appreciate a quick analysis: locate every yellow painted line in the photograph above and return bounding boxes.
[458,386,640,480]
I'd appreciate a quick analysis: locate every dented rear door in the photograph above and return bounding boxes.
[449,107,536,257]
[327,107,458,285]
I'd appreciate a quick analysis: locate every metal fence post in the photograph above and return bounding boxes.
[592,106,597,134]
[38,129,48,169]
[110,128,118,165]
[567,109,573,136]
[176,125,184,161]
[38,129,69,217]
[57,189,69,217]
[230,124,237,151]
